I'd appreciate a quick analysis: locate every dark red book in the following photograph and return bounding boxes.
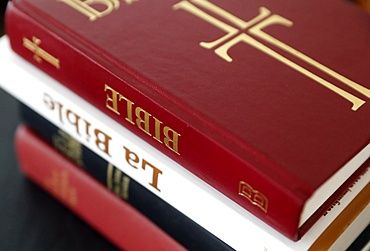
[6,0,370,240]
[15,124,186,251]
[18,103,233,251]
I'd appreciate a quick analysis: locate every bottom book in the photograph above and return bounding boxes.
[2,34,370,250]
[14,123,370,251]
[15,124,186,251]
[17,104,234,250]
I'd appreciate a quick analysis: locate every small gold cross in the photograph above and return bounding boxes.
[23,36,61,69]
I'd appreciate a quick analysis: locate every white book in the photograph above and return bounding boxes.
[0,35,369,251]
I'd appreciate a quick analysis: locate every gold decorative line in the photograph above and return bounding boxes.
[218,33,365,111]
[174,1,369,111]
[249,17,370,99]
[107,163,114,191]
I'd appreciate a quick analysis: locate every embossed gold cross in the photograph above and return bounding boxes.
[23,36,60,69]
[174,0,370,111]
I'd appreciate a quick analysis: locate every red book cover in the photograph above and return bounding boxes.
[15,124,186,251]
[6,0,370,240]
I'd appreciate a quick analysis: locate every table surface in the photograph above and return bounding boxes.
[0,1,369,250]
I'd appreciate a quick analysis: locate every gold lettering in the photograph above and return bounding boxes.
[58,0,120,21]
[113,167,122,195]
[44,171,78,208]
[135,107,152,136]
[107,163,130,200]
[121,176,130,200]
[58,0,138,21]
[107,162,114,190]
[119,95,135,125]
[124,0,138,4]
[163,126,180,155]
[104,84,135,125]
[153,116,163,143]
[52,129,84,167]
[104,85,181,154]
[104,84,121,115]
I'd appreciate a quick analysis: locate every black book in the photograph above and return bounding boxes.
[19,102,234,251]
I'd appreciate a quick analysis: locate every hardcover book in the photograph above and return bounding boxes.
[19,103,233,251]
[15,124,186,251]
[19,102,370,251]
[5,0,370,239]
[1,36,370,250]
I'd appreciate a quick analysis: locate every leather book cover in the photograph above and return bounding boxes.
[6,0,370,240]
[15,124,186,251]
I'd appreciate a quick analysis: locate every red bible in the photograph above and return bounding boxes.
[15,124,186,251]
[6,0,370,240]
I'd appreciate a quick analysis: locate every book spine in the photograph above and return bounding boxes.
[19,103,233,251]
[5,1,303,239]
[15,114,370,251]
[17,104,370,251]
[14,124,186,251]
[1,34,370,251]
[0,35,288,250]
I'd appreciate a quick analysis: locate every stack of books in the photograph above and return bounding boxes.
[1,0,369,250]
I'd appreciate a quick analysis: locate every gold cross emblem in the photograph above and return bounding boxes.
[174,0,370,111]
[23,36,60,69]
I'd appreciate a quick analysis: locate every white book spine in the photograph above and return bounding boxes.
[0,36,368,251]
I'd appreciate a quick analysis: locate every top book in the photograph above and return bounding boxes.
[5,0,370,240]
